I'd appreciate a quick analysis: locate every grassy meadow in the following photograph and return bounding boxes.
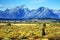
[0,22,60,40]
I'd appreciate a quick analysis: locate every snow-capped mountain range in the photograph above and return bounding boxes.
[0,5,60,20]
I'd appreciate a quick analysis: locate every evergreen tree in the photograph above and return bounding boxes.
[42,23,46,36]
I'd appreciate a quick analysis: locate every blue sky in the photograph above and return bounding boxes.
[0,0,60,10]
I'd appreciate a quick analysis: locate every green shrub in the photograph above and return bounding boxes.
[7,22,11,26]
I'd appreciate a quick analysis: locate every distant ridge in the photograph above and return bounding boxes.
[0,5,60,20]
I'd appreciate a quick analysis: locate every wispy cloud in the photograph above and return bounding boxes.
[0,4,5,8]
[0,4,7,10]
[0,4,17,11]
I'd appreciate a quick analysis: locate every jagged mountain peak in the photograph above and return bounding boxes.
[5,9,10,11]
[20,5,27,9]
[0,5,60,20]
[14,5,28,10]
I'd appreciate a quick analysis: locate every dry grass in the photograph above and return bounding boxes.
[0,22,60,40]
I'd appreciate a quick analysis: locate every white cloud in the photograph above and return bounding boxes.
[0,4,5,8]
[0,4,17,11]
[0,4,7,11]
